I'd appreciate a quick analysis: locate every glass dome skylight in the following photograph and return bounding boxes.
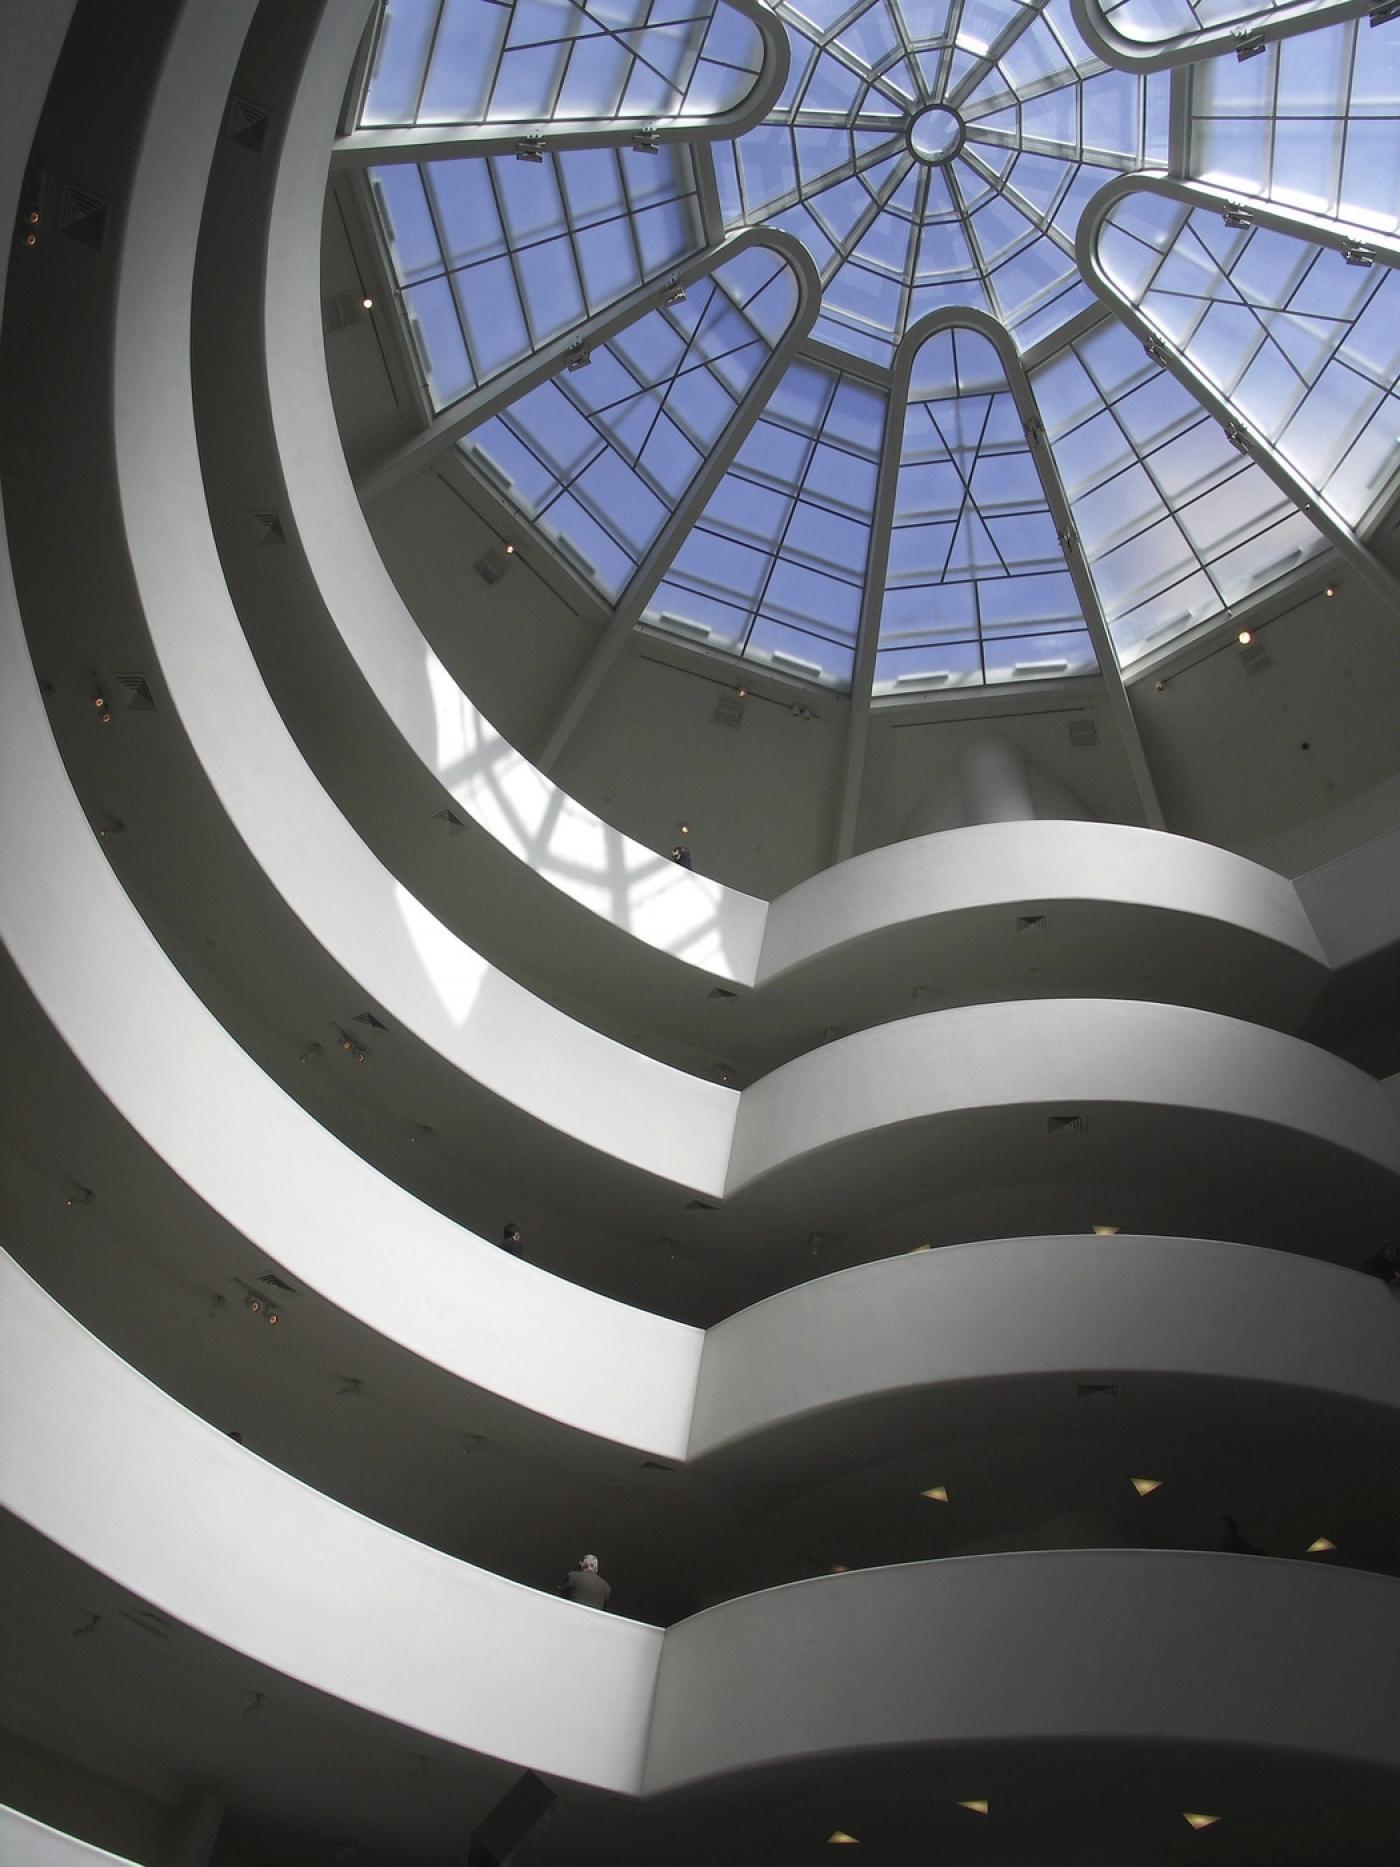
[348,0,1400,693]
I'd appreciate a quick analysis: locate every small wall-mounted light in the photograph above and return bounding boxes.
[679,822,690,835]
[265,1308,280,1326]
[93,690,112,723]
[1130,1477,1163,1497]
[1305,1536,1336,1553]
[1325,584,1338,597]
[826,1833,859,1846]
[736,687,748,699]
[244,1292,263,1315]
[956,1800,989,1815]
[1237,628,1253,645]
[503,541,516,555]
[1183,1813,1220,1830]
[920,1484,949,1502]
[1092,1225,1120,1236]
[360,293,374,311]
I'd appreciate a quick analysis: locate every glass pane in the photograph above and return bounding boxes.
[465,244,803,598]
[1097,190,1400,528]
[644,357,888,686]
[370,147,703,408]
[362,0,769,128]
[874,323,1096,694]
[1032,315,1330,664]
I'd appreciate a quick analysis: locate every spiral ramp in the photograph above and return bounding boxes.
[3,2,1400,1863]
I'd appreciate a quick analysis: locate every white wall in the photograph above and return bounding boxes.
[643,1549,1400,1793]
[725,997,1400,1196]
[760,818,1324,984]
[690,1233,1400,1461]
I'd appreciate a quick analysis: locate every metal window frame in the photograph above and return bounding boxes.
[335,0,791,164]
[1077,172,1400,610]
[1069,0,1374,73]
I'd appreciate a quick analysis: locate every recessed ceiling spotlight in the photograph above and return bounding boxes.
[679,822,690,834]
[826,1833,860,1845]
[1130,1477,1163,1497]
[360,294,374,310]
[907,1243,933,1254]
[1306,1537,1336,1553]
[503,541,516,554]
[1324,585,1337,597]
[1092,1225,1120,1236]
[957,1799,989,1815]
[920,1485,949,1502]
[1183,1813,1220,1830]
[1237,628,1253,645]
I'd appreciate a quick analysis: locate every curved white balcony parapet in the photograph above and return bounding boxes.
[106,0,734,1190]
[1,533,701,1456]
[643,1548,1400,1796]
[0,1810,141,1867]
[758,821,1327,1029]
[12,1247,1400,1816]
[688,1234,1400,1474]
[724,998,1400,1244]
[0,1253,662,1795]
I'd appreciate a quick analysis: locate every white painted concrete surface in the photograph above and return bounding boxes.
[643,1549,1400,1792]
[0,1255,663,1794]
[690,1233,1400,1460]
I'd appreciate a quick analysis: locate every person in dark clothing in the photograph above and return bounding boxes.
[670,844,693,870]
[559,1554,611,1609]
[1361,1241,1399,1287]
[501,1222,523,1256]
[1216,1516,1265,1555]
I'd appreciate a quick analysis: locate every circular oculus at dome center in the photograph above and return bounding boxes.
[907,104,964,164]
